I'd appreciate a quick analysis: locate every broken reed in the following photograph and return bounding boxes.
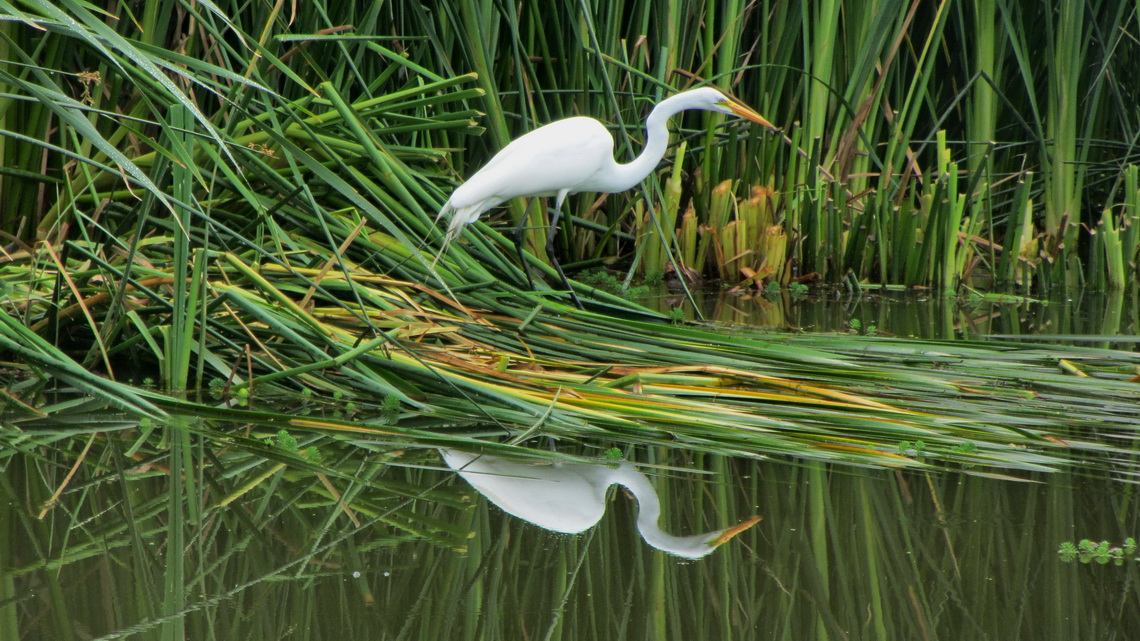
[636,177,787,286]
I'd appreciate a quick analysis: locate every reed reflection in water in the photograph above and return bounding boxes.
[4,443,1138,640]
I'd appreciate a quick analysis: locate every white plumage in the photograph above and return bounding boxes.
[433,87,776,303]
[436,116,615,244]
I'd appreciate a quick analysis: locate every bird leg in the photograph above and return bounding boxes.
[513,199,538,292]
[544,203,584,310]
[517,199,583,310]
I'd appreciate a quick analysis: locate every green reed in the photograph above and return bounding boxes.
[1,0,1140,494]
[4,0,1139,296]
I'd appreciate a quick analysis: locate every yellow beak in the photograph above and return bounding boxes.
[726,99,778,131]
[708,515,762,547]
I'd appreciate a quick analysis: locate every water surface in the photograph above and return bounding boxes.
[4,432,1137,640]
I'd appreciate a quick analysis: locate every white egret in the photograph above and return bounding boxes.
[434,87,776,307]
[441,449,759,559]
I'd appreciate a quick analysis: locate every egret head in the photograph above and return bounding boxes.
[691,87,777,131]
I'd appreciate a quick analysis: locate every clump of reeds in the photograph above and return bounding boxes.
[1,0,1139,482]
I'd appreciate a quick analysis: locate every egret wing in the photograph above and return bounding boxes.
[450,117,615,208]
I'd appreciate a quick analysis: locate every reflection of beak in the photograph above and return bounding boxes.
[709,515,762,547]
[727,100,778,131]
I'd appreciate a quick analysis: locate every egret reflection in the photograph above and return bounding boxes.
[441,449,758,559]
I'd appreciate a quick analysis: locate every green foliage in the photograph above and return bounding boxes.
[1059,538,1139,565]
[578,268,650,300]
[2,3,1139,638]
[898,440,928,462]
[1,0,1137,296]
[265,429,323,464]
[1,0,1139,481]
[895,439,984,468]
[579,269,626,296]
[847,319,877,336]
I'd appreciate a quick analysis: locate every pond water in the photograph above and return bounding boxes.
[3,293,1138,640]
[658,287,1139,345]
[5,439,1137,640]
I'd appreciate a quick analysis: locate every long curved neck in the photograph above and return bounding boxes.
[594,93,701,193]
[612,464,664,532]
[614,463,731,559]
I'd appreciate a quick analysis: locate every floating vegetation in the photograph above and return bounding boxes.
[1059,538,1140,565]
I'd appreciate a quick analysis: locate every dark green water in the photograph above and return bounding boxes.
[658,287,1139,346]
[3,440,1138,640]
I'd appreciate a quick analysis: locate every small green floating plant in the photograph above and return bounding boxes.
[265,429,323,464]
[1058,538,1138,565]
[896,440,977,465]
[847,318,878,336]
